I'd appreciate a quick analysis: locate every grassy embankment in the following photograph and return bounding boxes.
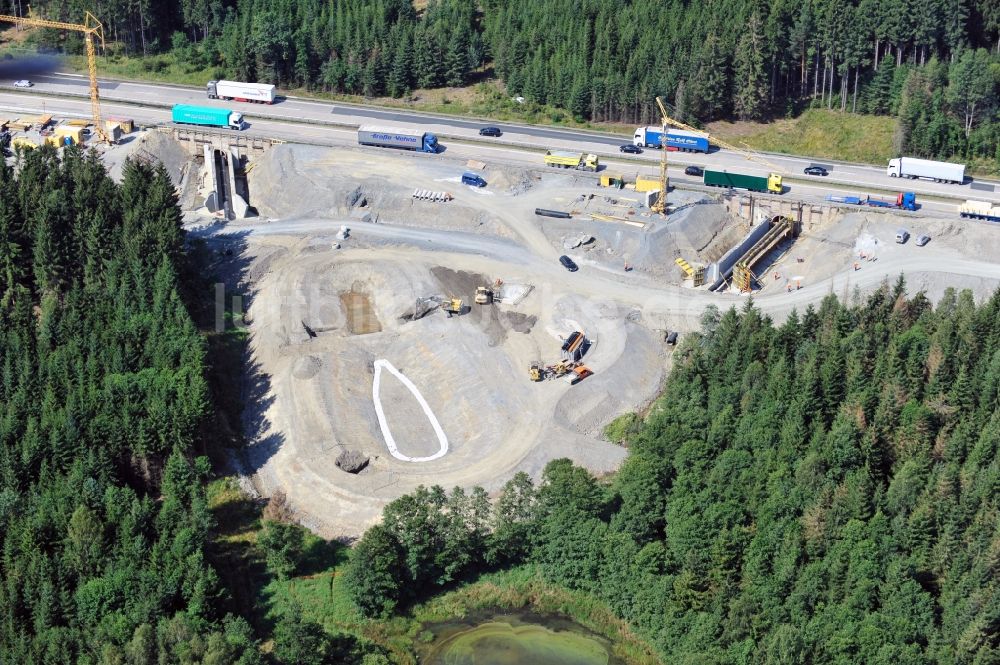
[206,477,660,664]
[64,52,914,168]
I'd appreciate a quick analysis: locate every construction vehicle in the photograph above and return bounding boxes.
[567,366,593,385]
[475,286,493,305]
[544,151,599,171]
[529,361,544,381]
[0,11,110,143]
[652,96,786,213]
[442,298,463,317]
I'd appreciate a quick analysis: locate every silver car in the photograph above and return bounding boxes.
[13,80,32,88]
[916,235,931,247]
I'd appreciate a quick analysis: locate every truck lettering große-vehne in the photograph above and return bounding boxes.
[206,80,276,104]
[357,126,438,153]
[171,104,244,130]
[886,157,965,184]
[958,200,1000,222]
[632,126,710,153]
[703,169,782,194]
[543,151,599,171]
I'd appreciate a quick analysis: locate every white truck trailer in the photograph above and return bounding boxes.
[886,157,965,184]
[206,80,276,104]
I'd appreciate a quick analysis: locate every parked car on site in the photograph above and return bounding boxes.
[461,172,487,187]
[13,80,32,88]
[684,165,704,177]
[895,228,910,244]
[559,255,578,272]
[916,234,931,246]
[619,144,642,154]
[804,165,828,176]
[479,126,502,137]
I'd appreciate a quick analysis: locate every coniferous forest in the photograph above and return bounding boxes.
[10,0,1000,164]
[345,286,1000,662]
[0,147,259,663]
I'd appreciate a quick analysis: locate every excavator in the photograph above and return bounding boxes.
[529,359,593,384]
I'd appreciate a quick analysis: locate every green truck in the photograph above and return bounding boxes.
[703,169,782,194]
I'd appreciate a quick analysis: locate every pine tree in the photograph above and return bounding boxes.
[734,12,768,120]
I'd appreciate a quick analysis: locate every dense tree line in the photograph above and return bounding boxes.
[346,284,1000,662]
[10,0,1000,164]
[0,146,261,663]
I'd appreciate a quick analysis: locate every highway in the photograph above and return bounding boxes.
[6,72,1000,208]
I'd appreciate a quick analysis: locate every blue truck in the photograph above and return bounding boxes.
[171,104,244,130]
[357,125,438,153]
[632,126,710,153]
[826,192,917,211]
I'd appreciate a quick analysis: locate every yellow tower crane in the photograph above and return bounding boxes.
[652,96,787,213]
[0,11,110,143]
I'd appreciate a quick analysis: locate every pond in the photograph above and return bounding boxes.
[417,612,626,665]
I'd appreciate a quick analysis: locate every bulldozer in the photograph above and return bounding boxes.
[529,361,544,381]
[475,286,493,305]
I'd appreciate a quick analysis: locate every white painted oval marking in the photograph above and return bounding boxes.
[371,359,449,462]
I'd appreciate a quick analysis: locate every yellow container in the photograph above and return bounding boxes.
[55,125,85,143]
[634,176,662,193]
[600,173,624,187]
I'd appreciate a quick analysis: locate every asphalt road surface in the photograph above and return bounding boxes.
[6,72,1000,207]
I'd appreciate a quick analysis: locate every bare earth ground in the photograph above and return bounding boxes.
[164,137,1000,539]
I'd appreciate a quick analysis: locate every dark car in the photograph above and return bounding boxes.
[684,165,704,177]
[804,165,828,176]
[479,126,502,137]
[559,255,578,272]
[620,144,642,154]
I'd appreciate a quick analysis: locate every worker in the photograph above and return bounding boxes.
[786,283,792,293]
[853,262,859,271]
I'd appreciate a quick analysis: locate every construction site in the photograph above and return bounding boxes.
[4,68,1000,537]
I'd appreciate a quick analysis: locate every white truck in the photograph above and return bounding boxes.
[206,80,276,104]
[886,157,965,184]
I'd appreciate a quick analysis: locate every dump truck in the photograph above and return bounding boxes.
[958,200,1000,222]
[826,192,917,211]
[358,125,438,153]
[704,169,782,194]
[632,127,710,152]
[887,157,965,184]
[171,104,244,130]
[206,80,276,104]
[567,366,593,385]
[475,286,493,305]
[544,151,599,171]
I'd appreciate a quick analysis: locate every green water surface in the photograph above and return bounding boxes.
[420,613,621,665]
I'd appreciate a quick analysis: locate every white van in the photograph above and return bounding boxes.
[895,228,910,244]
